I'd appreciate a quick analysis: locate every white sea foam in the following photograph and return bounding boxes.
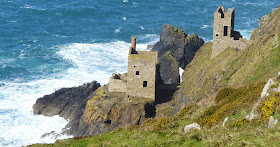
[179,67,184,82]
[56,39,159,84]
[200,25,211,29]
[0,37,159,146]
[114,28,121,33]
[0,79,71,147]
[236,29,253,40]
[20,5,45,11]
[134,34,159,47]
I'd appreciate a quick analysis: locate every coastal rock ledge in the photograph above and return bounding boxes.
[33,81,101,135]
[33,81,155,137]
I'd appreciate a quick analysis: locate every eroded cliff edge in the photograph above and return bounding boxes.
[33,24,203,137]
[33,82,155,137]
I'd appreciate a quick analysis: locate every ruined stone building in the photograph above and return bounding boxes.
[108,37,158,100]
[211,5,248,59]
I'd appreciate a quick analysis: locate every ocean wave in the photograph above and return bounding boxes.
[20,5,46,11]
[236,29,253,40]
[121,17,127,20]
[200,25,212,29]
[114,28,121,33]
[0,78,71,147]
[244,2,274,7]
[56,38,159,85]
[0,37,160,146]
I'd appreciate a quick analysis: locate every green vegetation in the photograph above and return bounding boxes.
[30,83,280,146]
[180,34,280,104]
[196,82,265,127]
[28,125,280,147]
[261,92,280,121]
[176,104,197,118]
[29,80,280,147]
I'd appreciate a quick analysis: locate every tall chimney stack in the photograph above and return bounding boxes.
[131,37,136,50]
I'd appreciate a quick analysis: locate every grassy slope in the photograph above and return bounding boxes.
[180,34,280,103]
[30,126,280,146]
[30,82,280,146]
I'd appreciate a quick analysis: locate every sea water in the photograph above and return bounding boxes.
[0,0,279,146]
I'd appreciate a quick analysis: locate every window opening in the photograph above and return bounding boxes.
[224,26,228,36]
[218,8,224,18]
[143,81,147,87]
[136,71,139,75]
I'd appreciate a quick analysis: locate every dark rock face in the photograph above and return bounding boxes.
[158,51,180,85]
[151,24,204,69]
[152,24,204,86]
[33,81,101,135]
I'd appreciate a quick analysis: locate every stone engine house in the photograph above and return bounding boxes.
[108,37,158,100]
[211,5,248,59]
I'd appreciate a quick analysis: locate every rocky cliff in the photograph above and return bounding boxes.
[33,24,202,138]
[33,82,155,137]
[158,51,180,85]
[152,24,204,69]
[33,81,100,135]
[76,86,155,136]
[152,24,204,86]
[175,7,280,112]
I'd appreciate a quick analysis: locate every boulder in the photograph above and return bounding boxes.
[268,116,278,128]
[184,123,201,133]
[151,24,204,69]
[158,51,180,85]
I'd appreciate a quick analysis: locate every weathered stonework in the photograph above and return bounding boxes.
[108,37,158,100]
[108,73,127,93]
[127,37,158,100]
[211,5,248,59]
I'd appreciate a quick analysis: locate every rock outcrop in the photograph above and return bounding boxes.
[77,86,155,136]
[33,83,155,137]
[151,24,204,69]
[251,7,280,40]
[158,51,180,85]
[33,81,101,135]
[184,123,201,133]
